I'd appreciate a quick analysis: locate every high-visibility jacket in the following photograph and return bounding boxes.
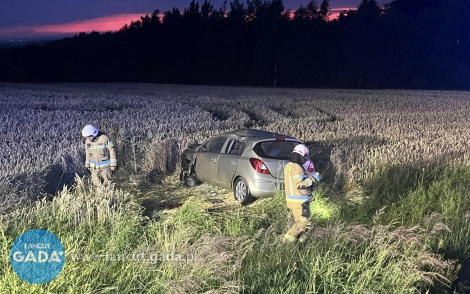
[284,162,315,203]
[85,134,117,170]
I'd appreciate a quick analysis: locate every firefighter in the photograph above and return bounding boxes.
[81,124,117,186]
[282,144,320,243]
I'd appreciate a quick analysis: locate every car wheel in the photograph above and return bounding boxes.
[234,177,254,206]
[185,174,199,187]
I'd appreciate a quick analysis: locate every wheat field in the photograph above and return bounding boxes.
[1,83,470,293]
[1,83,469,210]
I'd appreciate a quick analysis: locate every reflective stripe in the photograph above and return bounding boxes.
[289,179,294,193]
[110,159,117,163]
[85,160,91,163]
[306,178,312,186]
[89,160,111,168]
[286,195,311,202]
[87,145,106,150]
[283,234,296,241]
[289,174,294,195]
[107,141,114,148]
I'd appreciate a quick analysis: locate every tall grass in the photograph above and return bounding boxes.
[2,163,469,293]
[342,164,470,260]
[0,177,254,294]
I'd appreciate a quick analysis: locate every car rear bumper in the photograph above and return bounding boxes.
[246,176,284,198]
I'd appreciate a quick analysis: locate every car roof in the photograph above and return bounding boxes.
[225,128,301,142]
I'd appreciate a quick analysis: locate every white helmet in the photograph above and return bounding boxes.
[293,144,309,158]
[81,124,99,137]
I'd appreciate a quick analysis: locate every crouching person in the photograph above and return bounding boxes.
[81,124,117,186]
[282,144,320,244]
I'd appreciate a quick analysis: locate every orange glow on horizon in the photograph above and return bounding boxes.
[34,14,146,34]
[0,14,147,38]
[0,7,356,38]
[329,7,355,20]
[286,7,354,20]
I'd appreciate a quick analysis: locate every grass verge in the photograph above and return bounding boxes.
[1,163,469,293]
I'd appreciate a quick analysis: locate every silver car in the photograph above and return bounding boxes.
[180,129,303,205]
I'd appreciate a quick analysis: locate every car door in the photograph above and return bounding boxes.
[195,136,228,185]
[216,138,246,190]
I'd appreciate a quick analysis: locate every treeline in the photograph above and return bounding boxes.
[0,0,469,89]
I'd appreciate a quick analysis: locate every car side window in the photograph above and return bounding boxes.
[206,136,228,153]
[225,139,246,156]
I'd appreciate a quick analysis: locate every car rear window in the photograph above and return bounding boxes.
[253,140,301,159]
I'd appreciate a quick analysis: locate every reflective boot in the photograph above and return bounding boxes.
[281,234,297,243]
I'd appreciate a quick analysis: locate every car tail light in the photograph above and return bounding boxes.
[249,158,270,174]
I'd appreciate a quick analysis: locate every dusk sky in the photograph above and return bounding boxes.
[0,0,390,39]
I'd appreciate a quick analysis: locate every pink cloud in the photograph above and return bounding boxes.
[34,14,145,34]
[329,7,356,20]
[0,14,146,38]
[0,7,357,39]
[285,6,355,21]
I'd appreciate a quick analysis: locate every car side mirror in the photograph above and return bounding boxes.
[199,146,207,153]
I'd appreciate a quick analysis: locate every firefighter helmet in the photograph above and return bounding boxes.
[81,124,99,137]
[293,144,309,158]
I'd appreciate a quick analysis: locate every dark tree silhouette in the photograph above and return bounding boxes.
[320,0,330,20]
[0,0,468,89]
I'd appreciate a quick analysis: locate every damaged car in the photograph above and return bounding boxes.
[180,129,303,205]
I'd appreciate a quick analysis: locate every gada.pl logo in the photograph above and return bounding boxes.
[10,229,65,284]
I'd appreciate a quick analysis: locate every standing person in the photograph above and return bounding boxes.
[81,124,117,186]
[282,144,320,243]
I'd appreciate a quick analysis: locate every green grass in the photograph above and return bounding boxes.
[341,164,470,260]
[1,164,470,293]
